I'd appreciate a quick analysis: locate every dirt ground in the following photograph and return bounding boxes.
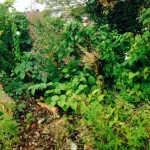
[0,84,75,150]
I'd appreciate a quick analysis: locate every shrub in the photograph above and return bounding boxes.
[0,1,32,74]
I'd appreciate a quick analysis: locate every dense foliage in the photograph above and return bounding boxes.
[0,1,32,74]
[0,0,150,149]
[86,0,149,33]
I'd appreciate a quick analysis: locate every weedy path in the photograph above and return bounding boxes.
[0,84,74,149]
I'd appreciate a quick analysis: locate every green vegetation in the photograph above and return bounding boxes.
[0,0,150,149]
[0,86,18,150]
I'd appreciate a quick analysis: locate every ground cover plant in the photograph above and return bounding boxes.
[0,0,150,149]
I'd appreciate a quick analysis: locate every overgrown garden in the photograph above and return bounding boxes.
[0,0,150,149]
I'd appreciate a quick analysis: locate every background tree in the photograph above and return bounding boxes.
[86,0,149,33]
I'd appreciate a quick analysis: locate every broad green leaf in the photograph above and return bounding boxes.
[58,100,66,108]
[50,101,56,107]
[91,85,99,91]
[133,84,140,91]
[26,61,32,69]
[65,74,70,78]
[144,73,149,80]
[62,105,68,111]
[144,67,149,72]
[41,76,47,83]
[128,71,140,79]
[20,61,26,69]
[45,90,53,94]
[143,19,149,25]
[47,82,53,86]
[70,102,77,110]
[76,85,87,94]
[31,88,35,95]
[51,95,59,102]
[19,71,25,79]
[72,78,79,85]
[88,76,96,84]
[37,74,41,80]
[80,77,87,82]
[97,95,104,102]
[83,86,90,93]
[59,95,66,101]
[14,66,20,74]
[53,89,61,94]
[58,83,67,91]
[62,68,69,73]
[92,89,100,95]
[39,83,47,89]
[46,97,51,104]
[66,89,72,95]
